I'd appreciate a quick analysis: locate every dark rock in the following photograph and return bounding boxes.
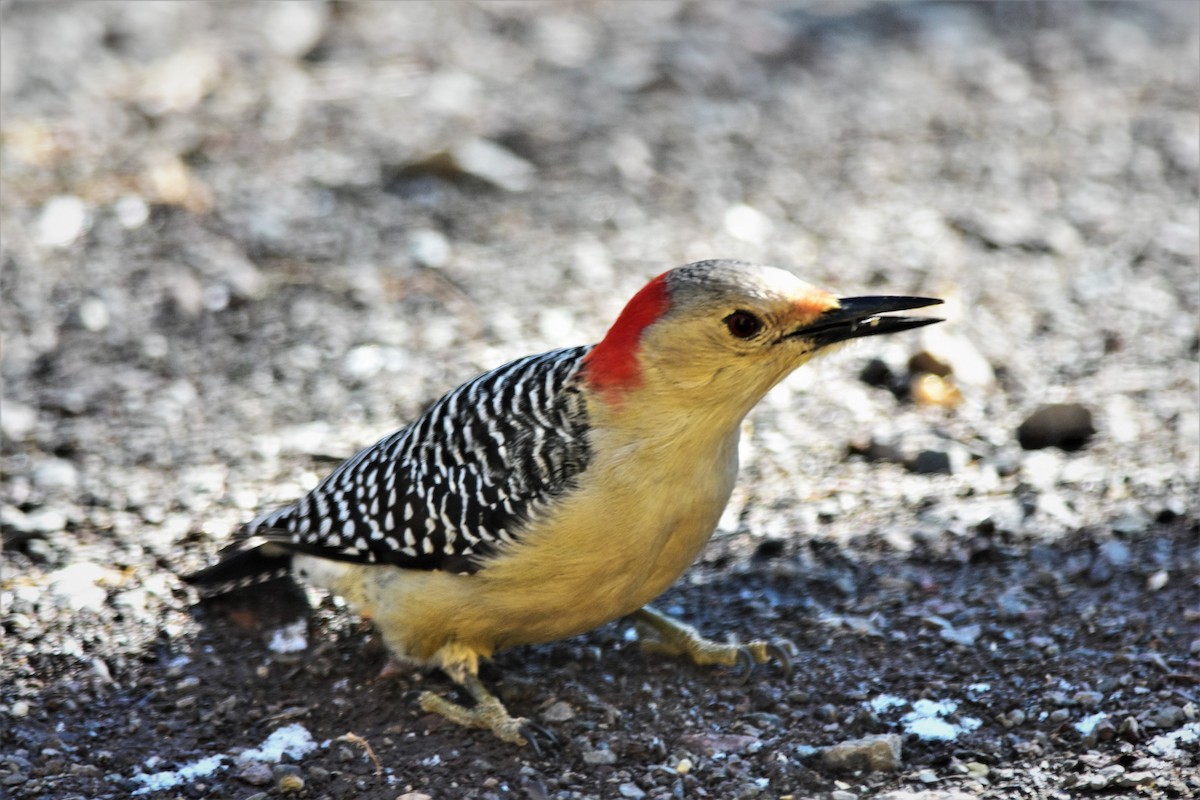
[908,450,953,475]
[849,437,905,464]
[753,538,786,560]
[860,358,894,387]
[1017,404,1095,451]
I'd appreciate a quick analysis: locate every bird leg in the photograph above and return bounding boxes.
[419,671,553,751]
[631,606,796,683]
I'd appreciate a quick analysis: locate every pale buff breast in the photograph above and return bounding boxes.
[296,416,742,667]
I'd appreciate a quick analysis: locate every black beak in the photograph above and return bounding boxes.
[790,295,944,348]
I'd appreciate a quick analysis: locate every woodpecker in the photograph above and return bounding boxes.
[185,259,942,747]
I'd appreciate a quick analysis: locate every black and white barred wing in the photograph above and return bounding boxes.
[233,346,592,575]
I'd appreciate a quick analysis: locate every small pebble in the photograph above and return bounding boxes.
[277,773,304,794]
[911,373,962,408]
[859,357,893,387]
[939,622,982,647]
[264,0,328,58]
[541,701,575,722]
[236,762,272,786]
[676,733,761,754]
[408,229,451,268]
[33,458,79,489]
[0,400,36,440]
[848,436,904,464]
[446,138,536,192]
[1093,717,1117,741]
[723,203,773,246]
[1146,705,1184,728]
[36,195,91,247]
[1099,539,1131,566]
[1017,404,1095,451]
[908,449,953,475]
[820,734,902,772]
[908,350,952,377]
[1146,570,1168,592]
[49,562,118,613]
[1110,510,1151,535]
[618,782,646,799]
[114,195,150,229]
[78,297,110,332]
[1116,771,1155,788]
[582,749,617,766]
[915,328,996,387]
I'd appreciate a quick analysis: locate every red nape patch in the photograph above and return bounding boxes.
[582,271,671,400]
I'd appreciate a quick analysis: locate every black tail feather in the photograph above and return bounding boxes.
[183,536,294,596]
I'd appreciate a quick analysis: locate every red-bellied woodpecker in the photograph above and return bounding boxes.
[185,259,942,747]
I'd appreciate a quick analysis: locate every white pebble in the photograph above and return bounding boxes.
[408,229,451,268]
[79,297,110,332]
[723,203,773,246]
[1146,570,1168,592]
[33,457,78,489]
[0,400,37,439]
[114,195,150,229]
[450,138,535,193]
[267,620,309,654]
[265,0,329,58]
[36,195,91,248]
[344,345,385,379]
[49,562,120,613]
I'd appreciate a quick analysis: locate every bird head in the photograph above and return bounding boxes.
[582,260,942,420]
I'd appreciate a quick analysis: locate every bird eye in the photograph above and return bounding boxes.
[724,310,763,339]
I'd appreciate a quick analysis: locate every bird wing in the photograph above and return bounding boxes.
[218,346,594,576]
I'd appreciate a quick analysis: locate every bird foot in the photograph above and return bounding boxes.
[418,673,556,753]
[632,606,797,684]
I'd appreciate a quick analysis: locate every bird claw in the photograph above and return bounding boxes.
[765,640,795,681]
[517,720,558,756]
[727,638,797,684]
[728,647,756,685]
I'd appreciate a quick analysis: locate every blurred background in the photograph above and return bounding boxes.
[1,2,1197,797]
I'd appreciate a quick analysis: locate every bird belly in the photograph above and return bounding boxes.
[293,432,740,668]
[463,436,741,650]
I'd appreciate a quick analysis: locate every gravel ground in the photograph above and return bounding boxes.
[2,2,1198,799]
